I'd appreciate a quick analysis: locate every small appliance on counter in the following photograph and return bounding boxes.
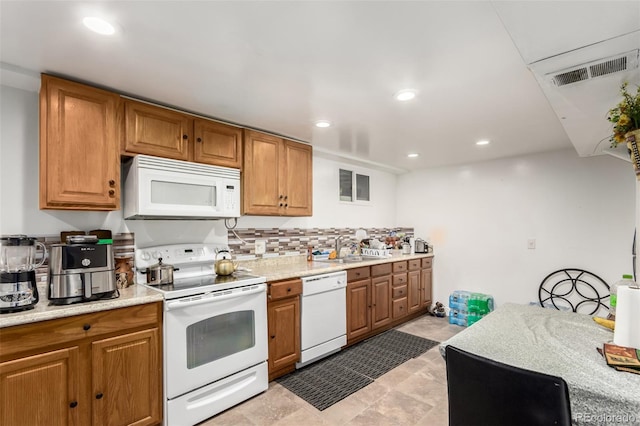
[415,238,432,254]
[0,235,47,314]
[48,235,118,305]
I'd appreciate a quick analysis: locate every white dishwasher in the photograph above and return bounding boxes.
[296,270,347,368]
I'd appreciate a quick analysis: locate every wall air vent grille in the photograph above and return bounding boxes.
[546,49,639,87]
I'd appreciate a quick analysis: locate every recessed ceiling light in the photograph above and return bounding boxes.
[407,153,419,158]
[83,17,115,35]
[476,140,490,146]
[315,120,331,128]
[394,90,416,101]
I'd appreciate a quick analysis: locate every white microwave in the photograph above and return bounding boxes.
[123,155,241,220]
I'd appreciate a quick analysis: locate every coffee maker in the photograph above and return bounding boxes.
[0,235,47,313]
[48,235,117,305]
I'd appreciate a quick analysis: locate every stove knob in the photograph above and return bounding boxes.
[140,251,151,261]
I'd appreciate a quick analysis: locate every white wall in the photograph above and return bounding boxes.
[396,148,637,307]
[0,85,398,246]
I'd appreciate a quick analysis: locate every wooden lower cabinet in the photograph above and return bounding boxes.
[0,303,163,426]
[267,279,302,380]
[371,275,392,328]
[346,274,372,341]
[421,257,433,309]
[346,257,434,346]
[92,329,160,426]
[0,347,80,426]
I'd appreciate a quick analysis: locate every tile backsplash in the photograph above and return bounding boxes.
[227,227,414,255]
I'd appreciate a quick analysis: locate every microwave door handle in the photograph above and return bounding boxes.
[165,285,265,311]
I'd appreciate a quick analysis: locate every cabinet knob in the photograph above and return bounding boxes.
[69,401,78,408]
[284,204,288,208]
[284,196,288,200]
[279,203,283,207]
[270,335,276,339]
[287,288,292,292]
[356,273,360,277]
[108,189,115,196]
[183,134,188,140]
[83,324,91,331]
[197,137,202,142]
[279,195,284,199]
[108,180,115,186]
[95,393,103,400]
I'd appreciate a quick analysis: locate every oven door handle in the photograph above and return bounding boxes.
[165,284,265,311]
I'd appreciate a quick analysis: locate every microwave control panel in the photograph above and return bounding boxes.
[223,182,239,211]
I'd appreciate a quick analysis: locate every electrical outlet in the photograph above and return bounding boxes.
[255,240,266,255]
[527,239,536,250]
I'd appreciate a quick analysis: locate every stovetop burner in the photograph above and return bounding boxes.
[145,272,263,293]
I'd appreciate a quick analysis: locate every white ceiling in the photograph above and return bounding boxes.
[1,1,639,172]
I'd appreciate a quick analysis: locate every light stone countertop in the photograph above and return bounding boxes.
[241,250,434,282]
[0,284,163,329]
[0,250,433,328]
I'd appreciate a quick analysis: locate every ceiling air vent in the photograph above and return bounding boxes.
[546,49,639,87]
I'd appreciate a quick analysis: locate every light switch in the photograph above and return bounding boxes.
[527,239,536,250]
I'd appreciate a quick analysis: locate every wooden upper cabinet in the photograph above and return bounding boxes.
[243,130,312,216]
[282,139,312,216]
[40,75,120,210]
[123,99,191,161]
[193,119,243,169]
[243,130,282,215]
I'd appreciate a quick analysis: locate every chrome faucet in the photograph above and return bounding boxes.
[335,235,348,258]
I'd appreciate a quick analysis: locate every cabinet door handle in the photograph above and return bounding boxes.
[108,189,115,196]
[197,137,202,142]
[95,393,103,400]
[108,180,115,186]
[69,401,78,408]
[183,134,188,140]
[83,324,91,331]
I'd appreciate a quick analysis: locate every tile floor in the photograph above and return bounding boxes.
[198,315,462,426]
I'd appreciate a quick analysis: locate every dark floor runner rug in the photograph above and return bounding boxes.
[276,329,439,411]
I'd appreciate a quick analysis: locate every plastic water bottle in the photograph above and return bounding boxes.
[611,274,636,317]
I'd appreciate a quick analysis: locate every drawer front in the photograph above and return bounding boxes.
[422,257,433,269]
[392,298,408,319]
[392,285,407,299]
[408,259,422,271]
[0,302,161,359]
[393,273,407,286]
[269,279,302,300]
[347,267,370,282]
[371,263,392,277]
[393,261,408,273]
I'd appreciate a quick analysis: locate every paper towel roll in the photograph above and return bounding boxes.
[613,286,640,349]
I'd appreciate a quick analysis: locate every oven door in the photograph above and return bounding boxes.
[164,283,267,399]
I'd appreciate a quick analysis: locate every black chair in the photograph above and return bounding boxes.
[538,268,609,315]
[445,345,572,426]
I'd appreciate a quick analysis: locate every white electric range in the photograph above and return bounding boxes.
[135,243,268,426]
